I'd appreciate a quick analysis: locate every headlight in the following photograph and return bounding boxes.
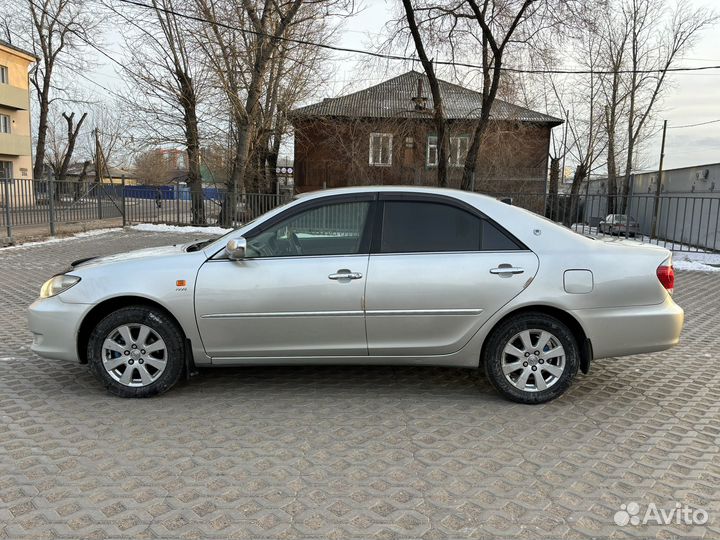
[40,274,81,298]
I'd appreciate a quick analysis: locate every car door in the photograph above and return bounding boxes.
[364,194,539,356]
[195,195,375,359]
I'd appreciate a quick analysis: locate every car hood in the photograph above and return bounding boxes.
[69,244,187,270]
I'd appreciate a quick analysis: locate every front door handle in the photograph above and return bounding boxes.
[490,265,525,275]
[328,269,363,280]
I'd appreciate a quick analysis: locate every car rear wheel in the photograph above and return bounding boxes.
[484,313,579,404]
[87,306,185,398]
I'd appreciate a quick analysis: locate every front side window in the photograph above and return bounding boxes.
[246,201,370,258]
[426,135,470,167]
[0,114,10,133]
[0,66,8,84]
[380,200,522,253]
[369,133,392,166]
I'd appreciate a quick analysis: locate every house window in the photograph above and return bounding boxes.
[369,133,392,166]
[0,161,12,180]
[426,135,470,167]
[450,136,469,167]
[0,114,10,133]
[0,66,7,84]
[427,136,438,166]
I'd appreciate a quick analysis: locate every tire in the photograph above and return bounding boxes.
[87,305,185,398]
[483,313,579,404]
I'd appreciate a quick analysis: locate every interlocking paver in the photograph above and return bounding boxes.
[1,229,719,539]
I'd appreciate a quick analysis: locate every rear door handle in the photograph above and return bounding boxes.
[490,266,525,275]
[328,270,363,280]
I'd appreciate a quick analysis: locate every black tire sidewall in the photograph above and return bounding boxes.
[87,306,185,398]
[484,313,579,404]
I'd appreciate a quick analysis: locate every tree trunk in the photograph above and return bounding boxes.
[58,112,87,183]
[547,157,560,220]
[32,75,52,181]
[178,72,205,225]
[400,0,449,187]
[565,163,587,227]
[74,160,90,201]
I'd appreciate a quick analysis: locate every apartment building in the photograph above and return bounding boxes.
[0,40,36,181]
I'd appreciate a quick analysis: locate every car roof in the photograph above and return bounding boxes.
[295,185,510,210]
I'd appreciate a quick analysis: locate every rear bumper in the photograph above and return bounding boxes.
[27,296,90,362]
[571,295,684,359]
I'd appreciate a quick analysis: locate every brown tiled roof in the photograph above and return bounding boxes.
[291,70,562,125]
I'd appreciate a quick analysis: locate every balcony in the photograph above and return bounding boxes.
[0,133,32,156]
[0,84,30,110]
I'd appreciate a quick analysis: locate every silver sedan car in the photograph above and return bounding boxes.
[27,187,684,403]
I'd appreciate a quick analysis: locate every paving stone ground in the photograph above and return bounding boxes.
[1,229,719,539]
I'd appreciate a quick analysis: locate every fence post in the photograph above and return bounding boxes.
[97,178,103,220]
[47,173,56,236]
[175,183,180,224]
[3,177,11,241]
[121,175,126,227]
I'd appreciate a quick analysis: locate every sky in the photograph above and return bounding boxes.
[88,0,719,172]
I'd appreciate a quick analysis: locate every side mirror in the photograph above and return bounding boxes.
[225,237,247,260]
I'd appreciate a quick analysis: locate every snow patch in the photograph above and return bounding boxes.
[131,223,232,235]
[673,260,720,273]
[2,228,122,250]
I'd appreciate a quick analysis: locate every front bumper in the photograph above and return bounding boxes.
[27,296,91,362]
[572,295,684,359]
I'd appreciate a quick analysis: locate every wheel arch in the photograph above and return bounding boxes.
[77,295,188,364]
[479,304,592,374]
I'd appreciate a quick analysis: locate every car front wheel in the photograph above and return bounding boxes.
[87,305,185,398]
[483,313,579,404]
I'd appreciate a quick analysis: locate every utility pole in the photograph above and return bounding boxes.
[650,120,667,239]
[94,128,104,220]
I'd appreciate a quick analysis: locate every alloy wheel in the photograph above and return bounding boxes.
[501,329,566,392]
[101,324,168,387]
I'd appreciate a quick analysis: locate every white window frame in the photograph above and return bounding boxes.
[426,135,470,167]
[369,133,393,167]
[426,135,438,167]
[0,114,11,134]
[0,66,7,85]
[449,136,470,167]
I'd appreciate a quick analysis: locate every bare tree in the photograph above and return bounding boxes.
[105,0,208,223]
[195,0,352,224]
[391,0,576,190]
[21,0,99,180]
[617,0,714,210]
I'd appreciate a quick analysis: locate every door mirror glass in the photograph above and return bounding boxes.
[225,237,247,260]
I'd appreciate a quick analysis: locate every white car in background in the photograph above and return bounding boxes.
[28,187,683,404]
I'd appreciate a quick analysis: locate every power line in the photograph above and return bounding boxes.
[115,0,720,76]
[668,118,720,129]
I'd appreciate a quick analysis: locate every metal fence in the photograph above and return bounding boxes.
[522,191,720,252]
[2,176,719,253]
[0,177,291,239]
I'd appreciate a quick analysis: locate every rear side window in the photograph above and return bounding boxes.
[380,201,480,252]
[482,220,523,251]
[379,200,523,253]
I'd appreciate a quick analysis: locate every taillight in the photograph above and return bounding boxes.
[657,263,675,294]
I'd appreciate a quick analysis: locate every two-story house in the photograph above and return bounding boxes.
[290,71,562,203]
[0,40,36,182]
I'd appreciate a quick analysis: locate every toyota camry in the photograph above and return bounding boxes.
[27,187,684,403]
